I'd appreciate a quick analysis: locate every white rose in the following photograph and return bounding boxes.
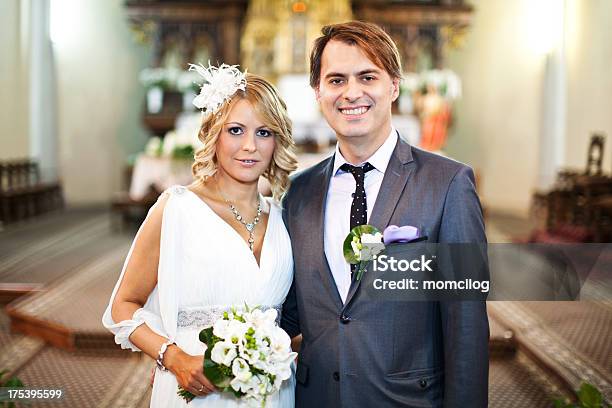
[235,374,263,398]
[360,242,385,260]
[351,241,361,260]
[212,319,230,338]
[225,320,247,345]
[361,232,383,244]
[244,309,276,331]
[230,376,252,394]
[269,359,293,382]
[210,340,237,366]
[231,358,253,382]
[268,327,290,352]
[262,308,278,323]
[251,374,271,396]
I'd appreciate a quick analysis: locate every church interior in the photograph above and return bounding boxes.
[0,0,610,406]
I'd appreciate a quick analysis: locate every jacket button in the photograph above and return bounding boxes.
[333,372,340,381]
[340,314,351,324]
[419,379,428,388]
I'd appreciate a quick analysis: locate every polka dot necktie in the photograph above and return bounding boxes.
[340,162,375,275]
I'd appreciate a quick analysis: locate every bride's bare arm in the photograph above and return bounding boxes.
[110,195,216,395]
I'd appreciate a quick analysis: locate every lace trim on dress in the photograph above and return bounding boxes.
[177,304,283,329]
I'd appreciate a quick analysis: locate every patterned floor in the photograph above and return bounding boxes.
[489,301,612,402]
[0,209,609,407]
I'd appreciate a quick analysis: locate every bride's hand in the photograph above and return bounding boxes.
[164,345,217,397]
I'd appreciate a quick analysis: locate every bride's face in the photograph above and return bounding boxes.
[215,98,276,184]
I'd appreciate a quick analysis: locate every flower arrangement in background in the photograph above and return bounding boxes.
[177,70,203,111]
[177,69,202,94]
[401,69,462,101]
[144,113,203,160]
[139,67,180,90]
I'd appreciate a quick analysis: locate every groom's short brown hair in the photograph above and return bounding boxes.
[309,21,402,88]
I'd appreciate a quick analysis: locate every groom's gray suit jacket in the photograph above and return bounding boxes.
[281,137,489,408]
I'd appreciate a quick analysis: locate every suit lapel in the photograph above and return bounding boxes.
[308,156,344,310]
[343,137,415,308]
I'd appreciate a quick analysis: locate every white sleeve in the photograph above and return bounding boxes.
[101,193,174,352]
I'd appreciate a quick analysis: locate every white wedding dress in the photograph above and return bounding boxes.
[102,185,295,407]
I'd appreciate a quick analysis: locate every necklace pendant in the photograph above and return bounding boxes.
[246,223,254,232]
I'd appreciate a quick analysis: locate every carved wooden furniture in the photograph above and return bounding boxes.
[110,163,159,230]
[111,186,160,231]
[585,133,605,176]
[592,196,612,242]
[530,134,612,242]
[352,0,473,72]
[0,160,63,225]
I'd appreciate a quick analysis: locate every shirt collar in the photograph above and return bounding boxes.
[333,128,398,176]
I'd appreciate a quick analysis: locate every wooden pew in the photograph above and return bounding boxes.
[0,159,63,225]
[529,134,612,242]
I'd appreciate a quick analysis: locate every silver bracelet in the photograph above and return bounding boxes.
[156,340,175,371]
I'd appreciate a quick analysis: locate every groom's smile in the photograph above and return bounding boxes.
[338,105,371,120]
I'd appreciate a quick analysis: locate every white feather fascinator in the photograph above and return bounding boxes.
[188,63,247,114]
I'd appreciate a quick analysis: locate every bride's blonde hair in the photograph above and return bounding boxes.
[192,73,297,201]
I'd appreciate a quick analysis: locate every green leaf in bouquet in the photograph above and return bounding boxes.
[199,327,214,346]
[343,225,382,264]
[204,358,231,388]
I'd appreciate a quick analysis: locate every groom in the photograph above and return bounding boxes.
[281,21,489,407]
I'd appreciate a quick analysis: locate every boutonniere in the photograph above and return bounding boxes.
[343,225,424,281]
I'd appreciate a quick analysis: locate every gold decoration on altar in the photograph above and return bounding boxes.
[241,0,352,81]
[440,24,470,51]
[129,20,157,45]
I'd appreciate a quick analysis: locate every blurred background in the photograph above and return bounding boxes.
[0,0,610,406]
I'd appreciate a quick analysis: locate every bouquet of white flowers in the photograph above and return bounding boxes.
[178,305,297,407]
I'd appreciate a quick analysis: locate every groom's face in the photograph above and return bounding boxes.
[315,40,399,142]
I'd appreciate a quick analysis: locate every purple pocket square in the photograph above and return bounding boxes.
[383,225,420,245]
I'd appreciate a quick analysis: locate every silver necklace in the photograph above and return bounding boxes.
[215,179,262,252]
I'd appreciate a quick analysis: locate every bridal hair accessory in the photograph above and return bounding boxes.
[188,62,247,114]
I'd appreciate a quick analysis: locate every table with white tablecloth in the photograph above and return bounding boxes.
[129,155,193,200]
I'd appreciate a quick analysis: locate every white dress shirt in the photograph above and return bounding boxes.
[324,129,398,303]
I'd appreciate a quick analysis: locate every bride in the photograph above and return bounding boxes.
[103,64,298,407]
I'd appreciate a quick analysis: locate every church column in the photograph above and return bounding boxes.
[538,0,567,189]
[29,0,58,182]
